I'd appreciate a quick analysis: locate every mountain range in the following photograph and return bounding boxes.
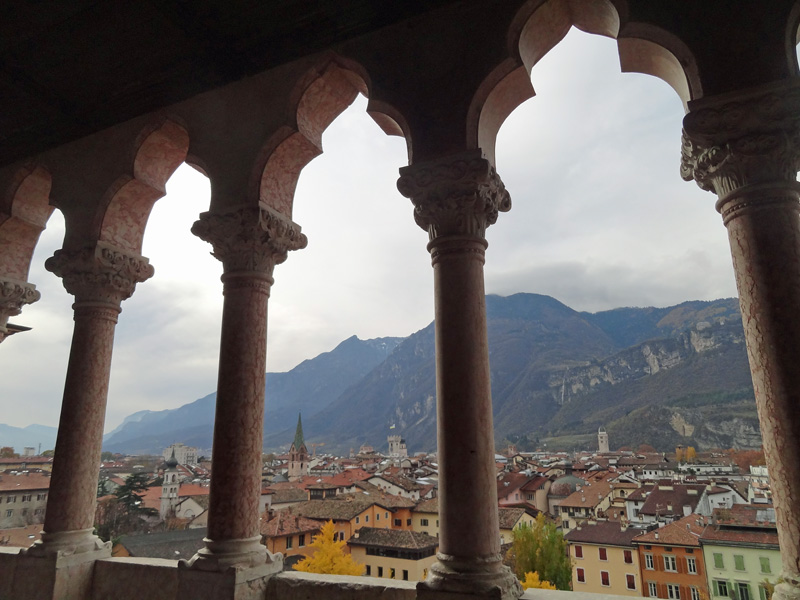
[97,293,758,455]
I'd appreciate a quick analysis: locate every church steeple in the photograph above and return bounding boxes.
[288,412,309,481]
[293,413,305,451]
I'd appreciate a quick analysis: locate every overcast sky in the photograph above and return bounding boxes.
[2,30,739,434]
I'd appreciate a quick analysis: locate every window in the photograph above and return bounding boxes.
[649,582,659,597]
[7,496,15,503]
[385,512,389,519]
[688,557,697,574]
[734,555,746,571]
[285,536,293,549]
[421,518,429,526]
[738,583,752,600]
[395,519,401,527]
[34,508,44,515]
[378,566,383,578]
[22,495,31,502]
[366,565,371,576]
[664,555,677,572]
[576,568,585,583]
[365,515,369,522]
[645,553,655,570]
[403,570,408,581]
[574,545,583,558]
[627,574,636,590]
[298,534,305,547]
[356,516,360,524]
[376,513,380,521]
[624,549,633,564]
[5,509,11,517]
[760,557,771,574]
[692,587,701,600]
[668,584,681,599]
[714,553,724,569]
[599,547,608,561]
[601,571,610,587]
[715,580,729,597]
[21,508,27,516]
[407,519,411,526]
[760,584,770,600]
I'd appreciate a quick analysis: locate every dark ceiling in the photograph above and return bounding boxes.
[0,1,458,168]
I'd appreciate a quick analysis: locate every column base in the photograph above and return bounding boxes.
[417,553,522,600]
[10,532,111,600]
[178,553,284,600]
[774,579,800,600]
[24,528,111,558]
[180,535,277,572]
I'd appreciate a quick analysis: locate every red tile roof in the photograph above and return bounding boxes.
[633,514,708,546]
[565,521,642,547]
[260,509,321,537]
[0,473,51,492]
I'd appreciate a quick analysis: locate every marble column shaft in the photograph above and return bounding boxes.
[189,204,306,571]
[681,82,800,600]
[37,243,153,554]
[398,151,521,599]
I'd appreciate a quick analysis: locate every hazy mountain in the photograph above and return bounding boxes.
[102,335,402,454]
[0,423,58,454]
[105,294,758,455]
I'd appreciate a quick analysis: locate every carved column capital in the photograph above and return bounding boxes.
[0,277,41,317]
[191,204,307,275]
[680,81,800,199]
[45,242,154,306]
[397,150,511,242]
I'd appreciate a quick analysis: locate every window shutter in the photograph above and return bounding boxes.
[677,556,683,574]
[714,580,720,596]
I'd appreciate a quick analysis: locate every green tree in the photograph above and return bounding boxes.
[507,514,572,590]
[293,520,364,575]
[115,472,155,515]
[100,451,115,462]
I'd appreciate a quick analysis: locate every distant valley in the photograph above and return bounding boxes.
[96,293,759,456]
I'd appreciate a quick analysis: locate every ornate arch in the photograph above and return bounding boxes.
[257,55,407,218]
[98,119,189,255]
[0,163,54,280]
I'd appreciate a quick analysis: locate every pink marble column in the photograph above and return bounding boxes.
[187,204,306,572]
[30,242,153,556]
[681,81,800,600]
[398,150,521,599]
[0,277,40,342]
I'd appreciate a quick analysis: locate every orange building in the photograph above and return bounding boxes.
[259,509,321,567]
[633,514,710,600]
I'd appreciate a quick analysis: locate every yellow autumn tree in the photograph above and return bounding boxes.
[293,520,364,576]
[521,572,557,590]
[686,446,697,463]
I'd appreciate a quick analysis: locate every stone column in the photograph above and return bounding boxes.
[27,242,154,556]
[186,203,306,573]
[398,150,521,600]
[681,81,800,600]
[0,277,40,342]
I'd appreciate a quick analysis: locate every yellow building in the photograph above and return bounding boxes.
[498,506,539,545]
[565,521,643,596]
[411,497,440,537]
[348,527,438,582]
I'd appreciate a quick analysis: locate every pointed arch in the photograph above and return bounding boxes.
[99,119,189,254]
[257,56,407,218]
[0,163,54,280]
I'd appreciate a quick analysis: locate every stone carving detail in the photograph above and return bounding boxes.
[191,204,308,273]
[397,150,511,241]
[45,242,154,305]
[680,83,800,197]
[0,278,40,316]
